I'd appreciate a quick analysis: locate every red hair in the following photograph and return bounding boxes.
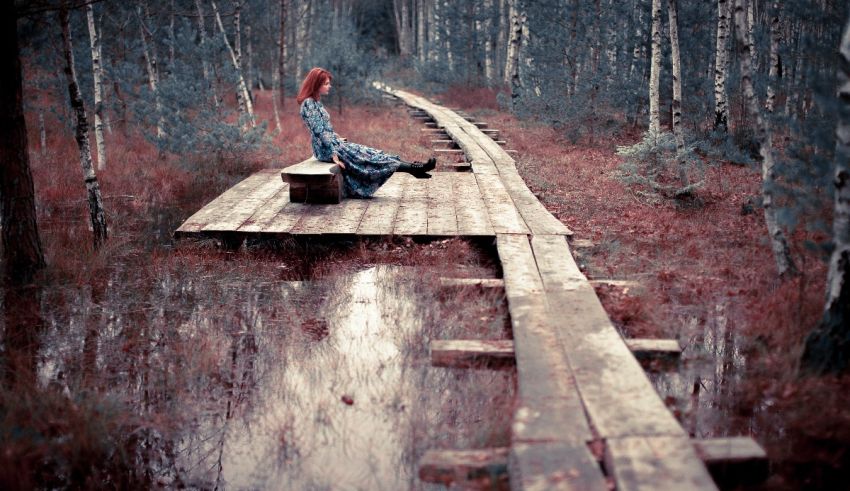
[296,67,332,104]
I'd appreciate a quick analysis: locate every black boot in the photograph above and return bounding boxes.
[398,160,433,179]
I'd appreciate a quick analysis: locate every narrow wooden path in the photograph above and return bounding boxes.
[174,86,762,490]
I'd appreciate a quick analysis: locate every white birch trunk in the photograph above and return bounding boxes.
[417,0,426,63]
[86,4,106,170]
[278,0,286,105]
[801,14,850,374]
[429,0,439,63]
[504,0,522,86]
[746,0,757,71]
[714,0,732,131]
[648,0,662,134]
[668,0,687,187]
[630,0,644,78]
[734,0,797,278]
[766,1,781,114]
[138,4,165,139]
[39,111,46,154]
[444,0,453,72]
[211,0,255,128]
[194,0,210,83]
[60,5,108,249]
[246,24,254,92]
[271,64,282,133]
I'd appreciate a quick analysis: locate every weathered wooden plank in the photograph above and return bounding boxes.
[203,174,284,231]
[452,173,494,236]
[439,277,504,288]
[426,173,458,236]
[500,171,572,235]
[605,436,717,491]
[356,174,404,235]
[694,437,769,488]
[510,442,608,491]
[430,339,514,368]
[176,170,276,233]
[530,235,686,439]
[288,203,339,234]
[419,448,510,486]
[237,183,291,232]
[262,201,309,234]
[496,234,594,445]
[476,175,530,234]
[393,173,428,235]
[625,339,682,360]
[319,198,370,234]
[428,336,678,370]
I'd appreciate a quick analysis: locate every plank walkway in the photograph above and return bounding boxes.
[175,85,731,490]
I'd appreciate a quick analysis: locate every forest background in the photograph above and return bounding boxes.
[2,0,850,489]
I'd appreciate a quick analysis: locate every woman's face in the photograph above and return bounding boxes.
[319,78,332,96]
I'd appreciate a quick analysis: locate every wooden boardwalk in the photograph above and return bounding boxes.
[175,86,747,490]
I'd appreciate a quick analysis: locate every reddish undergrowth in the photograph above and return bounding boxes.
[437,86,847,490]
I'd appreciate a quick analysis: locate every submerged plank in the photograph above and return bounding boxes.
[605,436,717,491]
[438,278,504,288]
[419,448,510,486]
[430,339,514,368]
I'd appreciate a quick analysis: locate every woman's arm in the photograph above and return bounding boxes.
[301,100,338,157]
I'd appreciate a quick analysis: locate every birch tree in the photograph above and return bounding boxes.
[60,3,108,249]
[801,14,850,374]
[1,0,44,283]
[714,0,732,131]
[86,4,107,170]
[278,0,286,106]
[734,0,797,278]
[648,0,662,134]
[138,3,165,139]
[393,0,412,57]
[765,1,781,114]
[504,0,523,88]
[211,0,255,128]
[668,0,687,187]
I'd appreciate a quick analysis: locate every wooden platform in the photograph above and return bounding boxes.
[176,86,748,491]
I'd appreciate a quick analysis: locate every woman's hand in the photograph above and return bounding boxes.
[333,155,346,169]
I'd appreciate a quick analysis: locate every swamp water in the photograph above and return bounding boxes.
[5,253,514,490]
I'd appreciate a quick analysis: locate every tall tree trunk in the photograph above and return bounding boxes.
[138,3,165,139]
[168,0,176,70]
[801,14,850,374]
[734,0,797,278]
[211,0,255,128]
[1,0,45,283]
[417,0,426,63]
[714,0,732,132]
[278,0,287,105]
[630,0,645,78]
[668,0,687,187]
[504,0,522,86]
[86,4,106,170]
[648,0,662,134]
[194,0,210,84]
[246,24,254,97]
[38,111,46,153]
[393,0,412,57]
[765,1,781,114]
[60,4,108,250]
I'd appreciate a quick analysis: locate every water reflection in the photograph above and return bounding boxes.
[650,301,749,437]
[7,260,513,489]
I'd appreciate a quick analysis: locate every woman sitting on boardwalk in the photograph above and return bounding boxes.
[298,67,436,198]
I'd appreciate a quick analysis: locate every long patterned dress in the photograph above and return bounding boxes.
[300,98,403,198]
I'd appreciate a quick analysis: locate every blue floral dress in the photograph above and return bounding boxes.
[300,98,402,198]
